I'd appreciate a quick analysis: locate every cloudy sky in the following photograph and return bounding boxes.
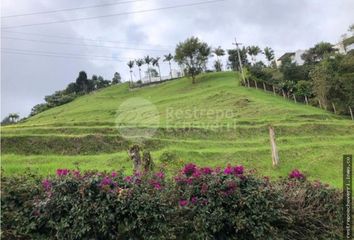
[1,0,353,118]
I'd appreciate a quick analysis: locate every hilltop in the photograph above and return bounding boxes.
[2,71,354,187]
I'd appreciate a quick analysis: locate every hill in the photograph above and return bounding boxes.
[2,71,354,187]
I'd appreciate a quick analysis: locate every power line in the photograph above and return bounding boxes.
[2,0,225,29]
[1,50,124,62]
[1,0,147,18]
[1,47,128,61]
[1,36,168,52]
[2,30,174,49]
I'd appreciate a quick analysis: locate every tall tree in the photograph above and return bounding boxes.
[144,55,153,82]
[9,113,19,123]
[301,42,335,64]
[76,71,88,92]
[213,46,225,72]
[127,60,134,83]
[152,57,161,80]
[227,47,249,71]
[135,59,144,82]
[247,46,262,64]
[112,72,121,84]
[163,53,174,79]
[174,37,211,84]
[264,47,275,66]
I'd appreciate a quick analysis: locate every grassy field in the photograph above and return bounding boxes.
[2,71,353,187]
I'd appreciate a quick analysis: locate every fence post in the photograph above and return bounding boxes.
[254,80,258,89]
[281,89,286,98]
[349,106,354,120]
[332,102,337,114]
[293,94,297,103]
[263,82,266,92]
[318,99,322,109]
[269,126,279,167]
[305,96,309,105]
[247,79,250,88]
[272,85,276,95]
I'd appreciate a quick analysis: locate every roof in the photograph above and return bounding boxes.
[277,52,295,61]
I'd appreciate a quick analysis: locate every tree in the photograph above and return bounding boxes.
[152,57,161,80]
[174,37,211,84]
[144,55,153,82]
[135,59,144,82]
[65,82,80,94]
[301,42,335,64]
[164,53,174,79]
[247,46,262,64]
[145,68,159,78]
[76,71,89,92]
[127,60,134,83]
[9,113,19,123]
[264,47,275,66]
[112,72,121,84]
[227,47,249,71]
[213,46,225,72]
[348,24,354,35]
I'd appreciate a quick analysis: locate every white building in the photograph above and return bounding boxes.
[276,49,305,67]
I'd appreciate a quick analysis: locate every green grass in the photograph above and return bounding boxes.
[2,71,353,188]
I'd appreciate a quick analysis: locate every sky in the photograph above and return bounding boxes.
[1,0,354,118]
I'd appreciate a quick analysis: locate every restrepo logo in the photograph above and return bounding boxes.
[115,97,160,142]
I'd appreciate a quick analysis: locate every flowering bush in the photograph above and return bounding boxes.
[1,166,342,239]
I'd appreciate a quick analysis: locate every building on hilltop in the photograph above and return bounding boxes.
[276,49,305,67]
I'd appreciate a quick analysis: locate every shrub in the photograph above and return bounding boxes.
[1,166,342,239]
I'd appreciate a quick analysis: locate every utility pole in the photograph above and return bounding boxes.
[232,37,246,85]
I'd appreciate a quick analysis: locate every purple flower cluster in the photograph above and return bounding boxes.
[56,169,70,176]
[182,163,197,176]
[289,169,305,180]
[42,179,52,191]
[224,165,244,175]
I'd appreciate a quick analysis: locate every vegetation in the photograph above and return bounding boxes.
[1,166,342,239]
[2,72,353,188]
[174,37,211,83]
[29,71,122,116]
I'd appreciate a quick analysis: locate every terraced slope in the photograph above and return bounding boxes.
[2,72,353,187]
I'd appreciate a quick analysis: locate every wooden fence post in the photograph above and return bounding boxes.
[272,85,276,95]
[254,80,258,89]
[247,79,250,88]
[305,96,308,105]
[332,102,337,114]
[349,106,354,120]
[281,89,286,99]
[293,94,297,103]
[269,126,279,167]
[318,99,322,109]
[263,82,266,92]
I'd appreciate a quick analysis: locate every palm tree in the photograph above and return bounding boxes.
[264,47,275,66]
[135,59,144,82]
[152,57,161,81]
[144,55,153,82]
[247,46,261,64]
[163,53,173,79]
[127,60,134,84]
[213,46,225,72]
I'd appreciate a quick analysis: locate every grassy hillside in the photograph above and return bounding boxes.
[2,71,353,187]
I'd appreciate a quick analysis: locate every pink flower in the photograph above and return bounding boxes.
[192,169,202,178]
[200,167,212,175]
[182,163,197,176]
[190,196,197,204]
[233,165,244,175]
[155,172,165,179]
[72,170,80,177]
[179,199,188,207]
[42,179,52,191]
[224,165,233,174]
[111,172,118,177]
[289,169,305,180]
[56,169,70,176]
[124,176,132,183]
[100,176,112,187]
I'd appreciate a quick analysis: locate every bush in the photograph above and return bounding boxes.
[159,151,178,164]
[1,166,342,239]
